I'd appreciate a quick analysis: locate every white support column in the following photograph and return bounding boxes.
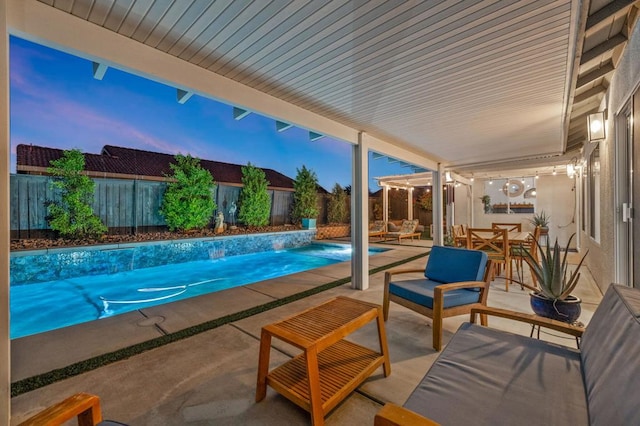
[407,187,414,220]
[1,0,10,420]
[351,132,369,290]
[382,185,389,224]
[433,164,444,245]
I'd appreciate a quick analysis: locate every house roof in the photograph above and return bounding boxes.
[16,144,298,190]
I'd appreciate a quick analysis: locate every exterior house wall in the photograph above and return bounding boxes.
[583,19,640,293]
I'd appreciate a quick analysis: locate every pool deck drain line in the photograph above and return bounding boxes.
[11,250,429,397]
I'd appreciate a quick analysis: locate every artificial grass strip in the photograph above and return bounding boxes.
[12,250,429,397]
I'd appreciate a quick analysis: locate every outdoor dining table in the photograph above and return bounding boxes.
[469,230,532,246]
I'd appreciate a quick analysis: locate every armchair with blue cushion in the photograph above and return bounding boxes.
[383,245,493,351]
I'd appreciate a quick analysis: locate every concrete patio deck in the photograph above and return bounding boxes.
[10,240,602,425]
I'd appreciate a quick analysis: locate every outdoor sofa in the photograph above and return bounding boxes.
[375,283,640,425]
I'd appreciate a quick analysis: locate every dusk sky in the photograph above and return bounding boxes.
[9,36,417,191]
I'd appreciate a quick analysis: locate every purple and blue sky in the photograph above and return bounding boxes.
[9,36,416,191]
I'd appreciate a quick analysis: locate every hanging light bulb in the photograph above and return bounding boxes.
[489,177,493,185]
[552,167,557,176]
[470,174,474,182]
[535,172,539,179]
[521,177,525,184]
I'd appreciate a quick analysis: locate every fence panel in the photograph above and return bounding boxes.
[271,190,293,225]
[136,180,166,228]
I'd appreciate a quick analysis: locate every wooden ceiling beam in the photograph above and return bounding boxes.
[571,102,600,118]
[576,61,615,88]
[573,85,607,104]
[586,0,637,31]
[581,34,628,64]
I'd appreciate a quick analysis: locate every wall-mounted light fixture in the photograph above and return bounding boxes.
[566,157,578,178]
[587,111,606,142]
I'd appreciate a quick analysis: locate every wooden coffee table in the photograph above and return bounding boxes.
[255,296,391,425]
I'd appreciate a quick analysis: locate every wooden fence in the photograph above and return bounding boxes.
[10,175,294,238]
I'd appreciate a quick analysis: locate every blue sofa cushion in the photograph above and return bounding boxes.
[389,278,481,309]
[424,245,488,291]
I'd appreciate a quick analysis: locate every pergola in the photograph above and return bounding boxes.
[374,171,472,232]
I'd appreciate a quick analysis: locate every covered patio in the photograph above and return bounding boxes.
[3,0,640,423]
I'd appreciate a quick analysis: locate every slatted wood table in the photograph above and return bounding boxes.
[255,296,391,425]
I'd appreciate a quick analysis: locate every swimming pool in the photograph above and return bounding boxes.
[10,242,386,339]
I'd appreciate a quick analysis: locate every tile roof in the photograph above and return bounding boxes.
[16,144,297,190]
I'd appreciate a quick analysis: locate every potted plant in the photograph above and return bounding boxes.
[529,210,550,236]
[520,233,588,323]
[480,195,491,213]
[292,165,320,229]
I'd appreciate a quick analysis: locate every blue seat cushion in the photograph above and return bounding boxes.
[424,245,488,291]
[389,278,481,309]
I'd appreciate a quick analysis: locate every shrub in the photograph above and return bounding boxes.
[327,183,348,223]
[46,149,107,239]
[292,165,319,223]
[238,162,271,227]
[160,154,216,231]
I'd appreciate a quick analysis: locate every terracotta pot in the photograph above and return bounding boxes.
[530,292,581,323]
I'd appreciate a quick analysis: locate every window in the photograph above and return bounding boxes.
[482,177,536,214]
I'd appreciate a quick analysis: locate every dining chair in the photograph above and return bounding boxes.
[451,224,466,247]
[491,222,522,232]
[466,228,511,291]
[511,226,541,287]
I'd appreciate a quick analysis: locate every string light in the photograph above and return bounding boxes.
[552,167,557,176]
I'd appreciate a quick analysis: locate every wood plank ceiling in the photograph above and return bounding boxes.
[34,0,638,175]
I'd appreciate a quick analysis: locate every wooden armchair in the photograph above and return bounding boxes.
[383,245,493,351]
[18,393,126,426]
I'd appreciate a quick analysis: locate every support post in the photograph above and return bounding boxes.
[351,132,369,290]
[0,1,10,420]
[407,187,414,220]
[382,184,389,224]
[433,164,444,245]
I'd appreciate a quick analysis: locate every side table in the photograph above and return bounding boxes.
[256,296,391,425]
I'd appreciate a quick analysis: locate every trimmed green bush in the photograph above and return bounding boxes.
[238,162,271,226]
[46,149,107,239]
[327,183,348,223]
[160,154,216,231]
[292,165,319,223]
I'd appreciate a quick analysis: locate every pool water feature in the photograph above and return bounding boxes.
[10,242,387,339]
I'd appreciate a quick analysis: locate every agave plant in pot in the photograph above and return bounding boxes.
[528,210,550,236]
[520,233,588,323]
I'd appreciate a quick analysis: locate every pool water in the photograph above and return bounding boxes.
[10,243,385,339]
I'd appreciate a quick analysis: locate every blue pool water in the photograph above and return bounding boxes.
[10,243,386,339]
